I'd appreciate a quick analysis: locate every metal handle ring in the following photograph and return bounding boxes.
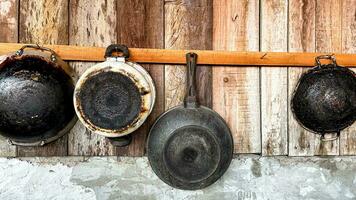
[15,44,57,62]
[320,132,340,142]
[315,54,337,67]
[7,139,46,146]
[104,44,130,59]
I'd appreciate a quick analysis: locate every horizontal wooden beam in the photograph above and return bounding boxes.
[1,43,356,67]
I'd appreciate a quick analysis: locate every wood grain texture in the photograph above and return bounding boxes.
[68,0,117,156]
[261,0,288,156]
[340,0,356,155]
[116,0,164,156]
[212,0,260,153]
[314,0,341,155]
[164,0,212,110]
[0,0,17,157]
[288,0,316,156]
[3,43,356,66]
[17,0,69,156]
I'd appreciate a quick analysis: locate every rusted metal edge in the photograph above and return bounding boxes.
[1,43,356,67]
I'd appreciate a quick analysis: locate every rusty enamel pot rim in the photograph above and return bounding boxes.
[74,50,156,138]
[0,45,77,146]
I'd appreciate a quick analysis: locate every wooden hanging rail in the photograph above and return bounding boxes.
[1,43,356,67]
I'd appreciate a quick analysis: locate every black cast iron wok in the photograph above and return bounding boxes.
[291,55,356,141]
[0,45,76,146]
[147,53,233,190]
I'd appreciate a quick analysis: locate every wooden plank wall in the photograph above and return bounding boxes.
[0,0,17,157]
[260,0,288,156]
[213,0,261,154]
[17,0,70,156]
[288,0,316,156]
[0,0,355,157]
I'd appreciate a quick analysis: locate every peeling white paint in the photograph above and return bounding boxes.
[0,156,355,200]
[0,1,11,14]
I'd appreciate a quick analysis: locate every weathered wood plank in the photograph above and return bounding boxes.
[2,43,356,66]
[288,0,316,156]
[0,0,17,157]
[261,0,288,156]
[212,0,260,153]
[340,0,356,155]
[116,0,164,156]
[68,0,117,156]
[17,0,69,156]
[164,0,212,110]
[314,0,341,155]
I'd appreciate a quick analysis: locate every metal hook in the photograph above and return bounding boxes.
[315,54,337,67]
[15,44,58,62]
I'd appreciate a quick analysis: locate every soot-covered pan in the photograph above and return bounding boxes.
[74,44,156,146]
[147,53,233,190]
[291,55,356,141]
[0,45,76,146]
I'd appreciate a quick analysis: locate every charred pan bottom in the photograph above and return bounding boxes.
[163,125,221,183]
[77,71,142,131]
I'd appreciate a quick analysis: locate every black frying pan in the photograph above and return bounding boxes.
[147,53,233,190]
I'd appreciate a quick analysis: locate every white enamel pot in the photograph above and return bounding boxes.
[74,44,156,146]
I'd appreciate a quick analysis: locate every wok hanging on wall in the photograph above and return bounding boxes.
[147,53,233,190]
[74,44,156,146]
[0,45,77,146]
[291,55,356,141]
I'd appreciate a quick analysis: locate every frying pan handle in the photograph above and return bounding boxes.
[315,55,337,67]
[15,44,57,62]
[320,131,340,142]
[184,53,199,108]
[105,44,130,59]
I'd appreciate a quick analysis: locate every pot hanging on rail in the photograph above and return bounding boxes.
[0,45,77,146]
[291,55,356,141]
[74,44,156,146]
[147,53,233,190]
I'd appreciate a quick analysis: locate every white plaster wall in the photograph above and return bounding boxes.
[0,156,355,200]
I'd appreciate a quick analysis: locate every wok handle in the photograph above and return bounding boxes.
[15,44,57,62]
[320,131,340,142]
[7,139,46,147]
[184,52,199,108]
[315,55,337,67]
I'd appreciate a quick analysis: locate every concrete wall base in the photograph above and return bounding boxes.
[0,156,355,200]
